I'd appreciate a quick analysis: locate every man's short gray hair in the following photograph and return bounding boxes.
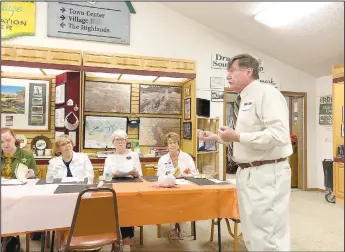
[112,129,128,140]
[227,53,260,80]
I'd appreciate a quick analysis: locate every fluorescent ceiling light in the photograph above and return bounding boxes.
[120,74,157,81]
[86,72,120,79]
[1,66,41,74]
[254,2,330,28]
[157,77,188,83]
[1,66,72,75]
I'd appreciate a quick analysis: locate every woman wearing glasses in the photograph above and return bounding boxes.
[47,135,94,179]
[103,129,143,252]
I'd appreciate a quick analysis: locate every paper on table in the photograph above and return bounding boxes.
[175,179,190,185]
[114,168,136,178]
[15,163,29,182]
[61,177,79,183]
[208,178,224,184]
[1,179,26,185]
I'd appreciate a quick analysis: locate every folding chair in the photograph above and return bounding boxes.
[63,187,122,252]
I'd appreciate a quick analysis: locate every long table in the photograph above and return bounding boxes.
[1,178,240,251]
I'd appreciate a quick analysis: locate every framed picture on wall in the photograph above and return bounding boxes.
[183,122,192,139]
[184,98,191,120]
[139,117,181,146]
[1,78,50,131]
[211,90,224,102]
[139,84,182,114]
[83,115,128,149]
[55,83,66,105]
[84,81,131,113]
[210,76,225,89]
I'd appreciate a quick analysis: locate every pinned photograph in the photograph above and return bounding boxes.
[31,106,43,115]
[5,116,14,126]
[33,86,43,97]
[32,98,43,106]
[31,115,43,124]
[1,85,25,114]
[184,98,191,120]
[211,90,224,102]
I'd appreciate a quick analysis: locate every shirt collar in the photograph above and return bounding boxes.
[240,79,260,99]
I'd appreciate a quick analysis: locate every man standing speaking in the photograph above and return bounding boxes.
[200,54,292,251]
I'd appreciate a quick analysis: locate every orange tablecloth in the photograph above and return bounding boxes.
[113,180,240,226]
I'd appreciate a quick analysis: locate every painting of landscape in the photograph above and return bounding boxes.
[84,81,131,113]
[1,85,25,114]
[139,85,182,114]
[139,117,181,146]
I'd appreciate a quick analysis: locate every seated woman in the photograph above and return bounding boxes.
[47,135,94,179]
[1,127,37,179]
[103,129,142,252]
[157,132,199,240]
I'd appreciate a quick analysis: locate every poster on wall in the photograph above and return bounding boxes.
[1,78,50,130]
[1,2,36,39]
[139,85,182,114]
[139,117,181,146]
[211,90,224,102]
[210,76,225,89]
[319,95,332,125]
[84,81,131,113]
[83,115,127,149]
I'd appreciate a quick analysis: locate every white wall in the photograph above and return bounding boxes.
[315,75,333,189]
[4,2,318,186]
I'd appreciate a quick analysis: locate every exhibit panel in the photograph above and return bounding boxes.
[332,64,344,204]
[1,44,199,178]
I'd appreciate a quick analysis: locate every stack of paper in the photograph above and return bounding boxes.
[114,168,136,178]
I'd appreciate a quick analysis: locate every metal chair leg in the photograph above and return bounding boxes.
[139,226,143,245]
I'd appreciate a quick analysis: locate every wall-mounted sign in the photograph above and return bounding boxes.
[1,2,36,39]
[211,54,230,69]
[47,2,135,44]
[319,95,332,125]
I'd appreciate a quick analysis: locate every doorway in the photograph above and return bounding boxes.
[282,91,308,190]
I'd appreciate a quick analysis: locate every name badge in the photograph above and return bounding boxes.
[242,102,252,111]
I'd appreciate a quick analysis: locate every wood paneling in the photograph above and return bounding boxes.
[83,52,196,74]
[1,44,82,66]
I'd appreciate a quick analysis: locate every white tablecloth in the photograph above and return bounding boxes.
[1,179,79,235]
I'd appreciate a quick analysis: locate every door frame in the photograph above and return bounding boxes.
[281,91,308,190]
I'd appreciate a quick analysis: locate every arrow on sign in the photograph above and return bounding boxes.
[60,22,66,28]
[60,7,66,13]
[60,15,65,21]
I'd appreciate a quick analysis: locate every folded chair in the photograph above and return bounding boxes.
[63,187,122,252]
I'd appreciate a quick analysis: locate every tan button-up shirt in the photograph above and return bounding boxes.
[233,80,293,163]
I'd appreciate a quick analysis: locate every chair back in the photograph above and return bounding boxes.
[64,187,121,251]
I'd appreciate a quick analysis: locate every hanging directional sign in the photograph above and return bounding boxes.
[47,2,135,44]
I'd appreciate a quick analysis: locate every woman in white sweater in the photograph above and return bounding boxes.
[103,129,142,252]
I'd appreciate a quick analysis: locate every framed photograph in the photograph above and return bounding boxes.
[184,85,191,97]
[139,117,181,146]
[183,122,192,139]
[211,90,224,102]
[210,76,225,89]
[84,81,131,113]
[55,83,66,105]
[83,115,127,149]
[1,78,50,130]
[31,106,43,115]
[139,84,182,114]
[184,98,191,120]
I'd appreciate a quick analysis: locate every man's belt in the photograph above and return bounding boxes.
[238,157,287,169]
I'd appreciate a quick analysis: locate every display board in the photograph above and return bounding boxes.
[1,78,50,130]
